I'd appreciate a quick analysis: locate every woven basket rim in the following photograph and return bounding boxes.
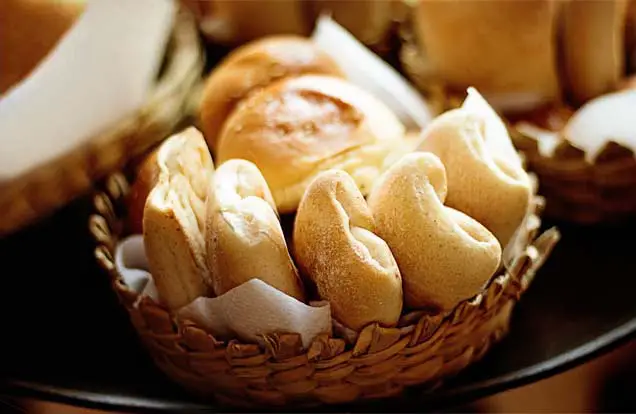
[89,170,561,348]
[0,7,204,237]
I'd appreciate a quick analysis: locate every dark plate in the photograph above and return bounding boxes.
[0,193,635,413]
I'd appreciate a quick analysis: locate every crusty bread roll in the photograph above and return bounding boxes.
[143,128,215,310]
[412,0,561,114]
[560,0,630,105]
[417,89,532,248]
[216,74,407,214]
[199,36,344,151]
[367,152,502,311]
[0,0,85,94]
[206,159,305,301]
[293,169,402,331]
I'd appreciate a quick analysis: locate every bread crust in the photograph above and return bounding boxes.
[293,169,403,331]
[367,152,502,311]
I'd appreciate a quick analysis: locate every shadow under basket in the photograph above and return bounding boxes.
[512,131,636,225]
[0,8,204,237]
[90,172,559,409]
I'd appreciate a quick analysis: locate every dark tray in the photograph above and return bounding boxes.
[0,192,635,413]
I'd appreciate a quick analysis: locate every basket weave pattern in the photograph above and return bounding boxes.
[512,132,636,224]
[90,173,559,408]
[0,9,204,237]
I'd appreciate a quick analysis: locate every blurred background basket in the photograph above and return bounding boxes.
[0,8,204,237]
[512,132,636,225]
[89,171,559,408]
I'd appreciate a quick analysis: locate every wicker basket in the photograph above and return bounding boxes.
[89,171,559,408]
[511,131,636,224]
[0,9,204,237]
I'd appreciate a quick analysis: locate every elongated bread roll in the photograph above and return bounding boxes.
[200,36,344,151]
[216,74,407,214]
[143,128,215,310]
[293,170,402,331]
[417,89,532,248]
[367,152,502,311]
[560,0,629,105]
[207,159,305,301]
[412,0,560,113]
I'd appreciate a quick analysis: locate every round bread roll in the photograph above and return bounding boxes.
[206,159,305,301]
[143,128,215,310]
[417,89,532,248]
[367,152,502,311]
[560,0,629,105]
[199,36,344,151]
[216,74,407,214]
[293,169,403,331]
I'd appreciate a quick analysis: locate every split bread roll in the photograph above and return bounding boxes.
[216,74,407,214]
[143,128,215,310]
[367,152,502,311]
[293,170,403,331]
[560,0,630,105]
[206,159,305,301]
[412,0,560,113]
[199,36,344,151]
[417,89,532,248]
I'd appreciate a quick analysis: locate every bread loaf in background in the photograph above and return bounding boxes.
[412,0,561,114]
[560,0,630,105]
[293,169,402,331]
[417,89,532,248]
[0,0,86,94]
[367,152,502,311]
[143,128,215,310]
[216,74,407,214]
[199,36,344,151]
[206,159,305,301]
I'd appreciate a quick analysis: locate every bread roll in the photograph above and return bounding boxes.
[293,170,402,330]
[560,0,630,105]
[0,0,85,94]
[417,89,532,248]
[143,128,215,310]
[412,0,561,113]
[199,36,344,151]
[206,159,305,301]
[216,74,407,213]
[367,152,502,311]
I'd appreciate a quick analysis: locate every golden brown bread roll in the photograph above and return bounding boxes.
[367,152,502,311]
[216,74,407,214]
[417,89,532,248]
[143,128,215,310]
[127,147,161,234]
[412,0,561,113]
[199,36,344,151]
[293,169,403,331]
[0,0,85,94]
[560,0,630,105]
[206,159,305,301]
